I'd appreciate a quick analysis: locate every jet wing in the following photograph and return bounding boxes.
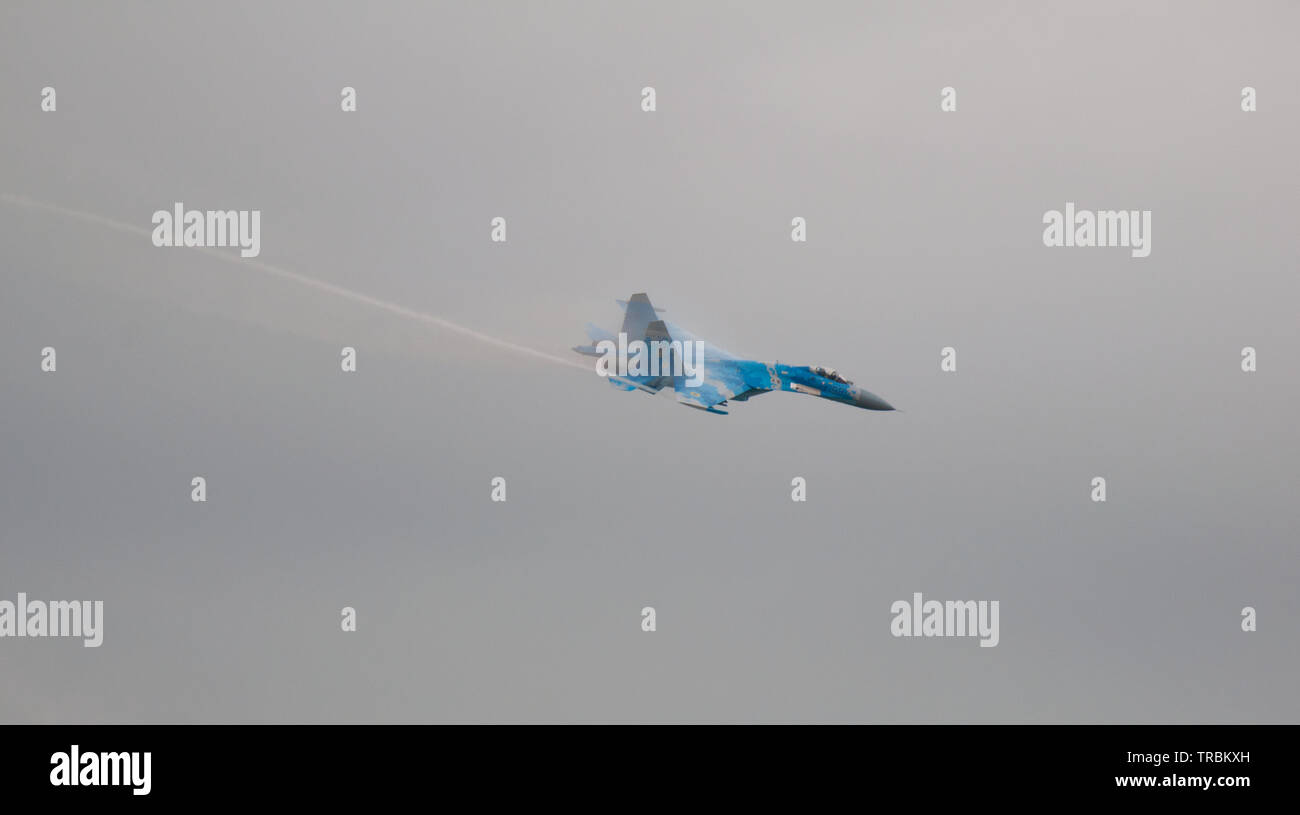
[609,376,665,394]
[672,357,765,415]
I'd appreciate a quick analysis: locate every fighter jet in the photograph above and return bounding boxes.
[572,293,895,415]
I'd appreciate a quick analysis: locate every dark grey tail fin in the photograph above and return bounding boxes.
[645,318,671,344]
[619,293,661,341]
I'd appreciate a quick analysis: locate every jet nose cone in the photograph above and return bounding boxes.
[851,388,895,411]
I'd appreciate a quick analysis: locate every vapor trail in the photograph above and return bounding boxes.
[1,193,589,371]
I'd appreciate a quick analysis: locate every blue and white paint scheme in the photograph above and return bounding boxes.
[573,293,895,415]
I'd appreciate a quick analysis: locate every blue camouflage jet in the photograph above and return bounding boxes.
[572,293,895,415]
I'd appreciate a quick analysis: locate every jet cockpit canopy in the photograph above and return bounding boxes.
[812,365,851,384]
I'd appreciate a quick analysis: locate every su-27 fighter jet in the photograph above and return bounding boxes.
[572,293,896,415]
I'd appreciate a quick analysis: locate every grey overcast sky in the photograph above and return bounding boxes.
[1,0,1297,722]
